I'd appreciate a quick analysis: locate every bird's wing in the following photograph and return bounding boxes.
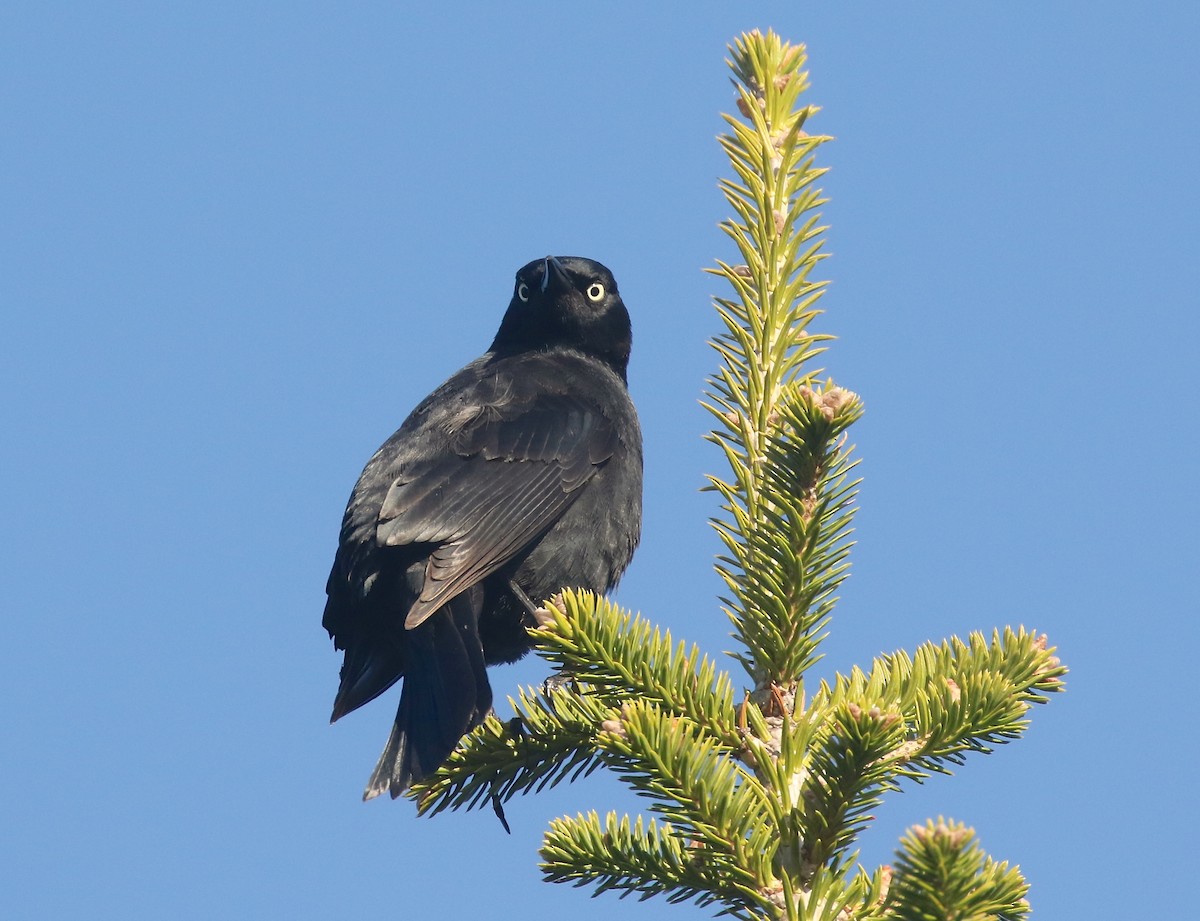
[376,386,618,629]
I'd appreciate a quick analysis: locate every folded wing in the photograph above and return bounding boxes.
[377,388,618,629]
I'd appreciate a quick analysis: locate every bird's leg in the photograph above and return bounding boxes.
[508,578,541,621]
[508,579,578,695]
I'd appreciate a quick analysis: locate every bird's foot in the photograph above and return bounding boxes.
[541,667,578,696]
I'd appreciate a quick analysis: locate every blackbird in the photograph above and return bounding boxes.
[323,256,642,800]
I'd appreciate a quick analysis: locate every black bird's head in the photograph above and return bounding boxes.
[490,256,632,380]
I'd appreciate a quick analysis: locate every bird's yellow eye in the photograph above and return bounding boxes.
[586,283,605,302]
[517,282,530,302]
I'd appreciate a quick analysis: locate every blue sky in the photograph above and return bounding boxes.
[3,3,1196,919]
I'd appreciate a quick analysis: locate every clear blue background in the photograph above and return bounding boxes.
[3,3,1195,918]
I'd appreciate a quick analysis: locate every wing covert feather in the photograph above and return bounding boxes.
[376,387,618,629]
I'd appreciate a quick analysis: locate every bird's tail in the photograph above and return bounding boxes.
[328,638,404,724]
[363,586,492,800]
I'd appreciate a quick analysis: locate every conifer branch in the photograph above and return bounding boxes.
[406,30,1067,921]
[714,382,863,689]
[595,699,777,872]
[809,627,1067,782]
[542,811,768,917]
[704,31,856,702]
[534,590,743,748]
[412,590,750,815]
[799,700,910,871]
[412,686,612,817]
[884,820,1030,921]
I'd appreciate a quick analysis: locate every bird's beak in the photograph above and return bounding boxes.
[541,256,569,294]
